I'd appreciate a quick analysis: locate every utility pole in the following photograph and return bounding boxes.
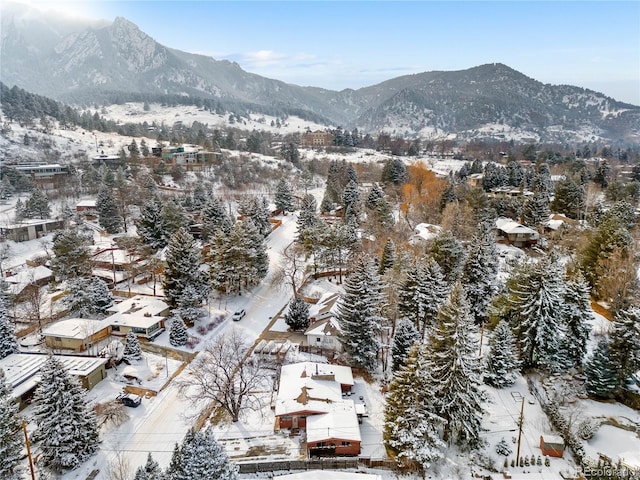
[22,419,36,480]
[515,395,525,466]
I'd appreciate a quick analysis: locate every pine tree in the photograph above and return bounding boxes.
[398,259,448,338]
[123,331,143,362]
[428,283,484,448]
[134,452,163,480]
[366,183,386,210]
[177,283,203,325]
[163,227,209,307]
[50,229,93,281]
[23,188,50,219]
[337,255,384,372]
[391,318,420,371]
[562,274,592,369]
[275,178,294,214]
[584,338,618,398]
[165,442,184,480]
[170,315,189,347]
[175,428,238,480]
[378,238,396,275]
[32,355,99,471]
[384,344,445,470]
[429,231,465,284]
[96,187,122,234]
[200,196,230,240]
[461,223,499,324]
[0,369,22,480]
[137,195,167,249]
[521,191,550,228]
[162,198,189,238]
[510,254,567,370]
[342,179,361,223]
[0,295,18,359]
[484,320,520,388]
[609,306,640,388]
[284,297,310,331]
[63,277,113,317]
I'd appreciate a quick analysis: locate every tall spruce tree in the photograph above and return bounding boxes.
[50,229,93,281]
[175,428,238,480]
[609,306,640,388]
[429,230,465,284]
[0,369,22,480]
[428,283,484,448]
[275,178,294,214]
[461,223,499,325]
[163,227,209,307]
[97,187,123,234]
[378,238,396,275]
[200,196,230,241]
[169,315,189,347]
[32,355,99,471]
[337,255,385,372]
[0,295,18,359]
[63,277,113,317]
[137,195,168,249]
[584,338,618,399]
[123,331,143,362]
[284,297,310,331]
[384,343,445,470]
[391,318,421,371]
[134,452,163,480]
[562,274,592,369]
[484,320,520,388]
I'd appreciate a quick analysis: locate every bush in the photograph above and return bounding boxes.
[576,418,597,440]
[496,438,512,456]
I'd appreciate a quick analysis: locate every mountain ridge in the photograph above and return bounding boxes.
[1,3,638,145]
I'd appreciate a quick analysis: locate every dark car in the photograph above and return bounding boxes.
[117,393,142,407]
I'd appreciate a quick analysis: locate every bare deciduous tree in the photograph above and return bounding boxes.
[178,330,272,422]
[271,243,307,297]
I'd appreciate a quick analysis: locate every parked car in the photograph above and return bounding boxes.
[232,309,246,321]
[117,393,142,408]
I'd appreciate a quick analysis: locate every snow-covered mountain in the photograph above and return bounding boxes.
[1,2,639,145]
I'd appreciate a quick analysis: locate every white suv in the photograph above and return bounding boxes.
[232,309,246,321]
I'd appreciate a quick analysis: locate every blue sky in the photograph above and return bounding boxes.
[28,1,640,105]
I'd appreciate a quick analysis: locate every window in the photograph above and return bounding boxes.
[341,441,351,447]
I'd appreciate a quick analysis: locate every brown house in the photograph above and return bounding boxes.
[540,435,565,458]
[301,130,333,147]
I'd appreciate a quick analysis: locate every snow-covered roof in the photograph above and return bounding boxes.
[41,318,109,339]
[275,472,381,480]
[275,362,354,416]
[0,353,107,399]
[541,434,565,445]
[92,247,138,265]
[306,399,361,443]
[308,292,340,320]
[0,218,61,229]
[495,217,539,236]
[304,317,342,337]
[76,199,97,208]
[106,295,169,317]
[414,223,442,241]
[4,265,52,285]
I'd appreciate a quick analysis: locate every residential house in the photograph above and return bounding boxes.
[0,219,65,242]
[105,295,170,340]
[495,217,539,247]
[151,145,220,172]
[4,265,53,300]
[301,131,333,148]
[42,318,111,352]
[304,294,343,355]
[13,163,70,189]
[0,353,107,409]
[76,200,98,219]
[275,362,360,456]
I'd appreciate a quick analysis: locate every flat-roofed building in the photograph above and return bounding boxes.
[42,318,111,352]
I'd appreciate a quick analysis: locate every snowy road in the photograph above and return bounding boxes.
[83,214,301,479]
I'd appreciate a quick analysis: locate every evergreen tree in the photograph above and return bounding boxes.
[429,231,465,284]
[484,320,519,388]
[337,255,384,372]
[123,330,143,362]
[609,306,640,388]
[63,277,113,317]
[378,238,396,275]
[50,229,93,281]
[175,428,238,480]
[0,369,22,480]
[398,259,448,338]
[23,188,51,219]
[510,254,567,370]
[238,196,271,238]
[96,187,122,233]
[169,315,189,347]
[562,274,592,369]
[521,191,550,228]
[366,183,386,210]
[163,228,209,307]
[275,178,294,214]
[296,194,320,252]
[177,283,203,325]
[461,223,499,325]
[165,442,184,480]
[0,295,18,359]
[342,179,361,223]
[162,198,189,238]
[284,296,310,331]
[137,195,168,249]
[384,344,445,470]
[134,452,163,480]
[381,158,407,185]
[32,355,99,471]
[201,196,230,240]
[428,283,484,448]
[584,338,618,399]
[391,318,420,371]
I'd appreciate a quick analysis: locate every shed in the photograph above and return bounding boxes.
[540,434,565,457]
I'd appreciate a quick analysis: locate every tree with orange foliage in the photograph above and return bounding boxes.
[400,161,447,227]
